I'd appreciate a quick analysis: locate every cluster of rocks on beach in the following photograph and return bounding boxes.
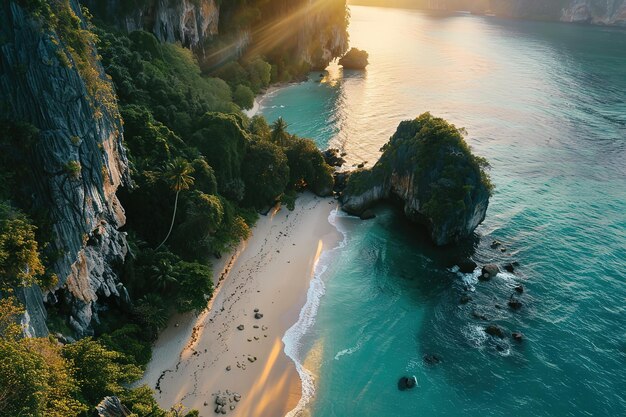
[210,390,241,414]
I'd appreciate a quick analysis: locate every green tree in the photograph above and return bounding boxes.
[285,137,334,196]
[241,140,290,207]
[233,84,255,109]
[249,115,271,140]
[156,158,195,250]
[270,117,290,146]
[0,321,86,417]
[0,204,45,290]
[150,257,179,292]
[62,338,142,406]
[173,261,213,312]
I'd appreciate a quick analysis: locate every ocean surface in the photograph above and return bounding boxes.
[261,6,626,417]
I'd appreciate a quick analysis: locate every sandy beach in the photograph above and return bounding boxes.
[139,192,340,417]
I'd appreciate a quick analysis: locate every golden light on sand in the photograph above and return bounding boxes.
[236,338,299,416]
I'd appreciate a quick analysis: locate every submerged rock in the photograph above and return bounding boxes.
[508,296,523,310]
[397,376,417,390]
[512,332,524,342]
[340,113,491,246]
[459,294,472,304]
[423,354,442,365]
[360,209,376,220]
[485,325,506,338]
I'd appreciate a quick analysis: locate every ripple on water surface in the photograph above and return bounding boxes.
[262,6,626,417]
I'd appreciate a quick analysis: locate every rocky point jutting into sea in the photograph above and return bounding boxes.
[340,113,492,245]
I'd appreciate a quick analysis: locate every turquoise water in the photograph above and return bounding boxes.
[263,6,626,417]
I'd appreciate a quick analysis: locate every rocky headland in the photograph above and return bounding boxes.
[339,47,369,69]
[340,113,492,245]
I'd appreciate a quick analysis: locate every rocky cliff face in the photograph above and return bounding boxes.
[0,1,130,336]
[560,0,626,25]
[341,113,491,246]
[82,0,220,48]
[296,0,350,69]
[352,0,626,26]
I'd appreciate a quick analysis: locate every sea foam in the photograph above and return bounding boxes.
[283,208,348,417]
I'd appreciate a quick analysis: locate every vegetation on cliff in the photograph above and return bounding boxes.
[1,1,338,414]
[342,113,492,245]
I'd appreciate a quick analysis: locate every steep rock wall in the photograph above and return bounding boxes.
[351,0,626,26]
[0,1,130,336]
[82,0,220,48]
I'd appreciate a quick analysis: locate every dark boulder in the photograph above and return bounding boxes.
[490,240,501,249]
[485,325,506,338]
[397,376,417,391]
[333,171,351,193]
[339,48,369,69]
[514,285,524,294]
[459,294,472,305]
[323,148,346,167]
[457,259,478,273]
[481,264,500,280]
[503,263,515,273]
[254,312,264,319]
[512,332,524,342]
[472,310,489,321]
[508,297,523,310]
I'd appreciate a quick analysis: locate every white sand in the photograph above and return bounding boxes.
[139,193,341,417]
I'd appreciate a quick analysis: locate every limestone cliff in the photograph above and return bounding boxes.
[340,113,491,246]
[82,0,220,48]
[351,0,626,26]
[0,1,130,336]
[83,1,348,71]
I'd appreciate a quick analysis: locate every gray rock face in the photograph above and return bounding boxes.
[82,0,220,48]
[96,396,131,417]
[0,1,130,336]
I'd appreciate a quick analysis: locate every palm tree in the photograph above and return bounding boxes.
[156,158,195,250]
[150,258,178,292]
[271,117,289,146]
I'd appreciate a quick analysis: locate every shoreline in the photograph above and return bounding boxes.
[138,192,341,417]
[244,84,285,118]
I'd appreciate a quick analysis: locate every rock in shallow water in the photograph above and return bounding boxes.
[339,113,491,246]
[480,264,500,280]
[423,354,442,365]
[485,325,506,338]
[457,259,478,273]
[398,376,417,390]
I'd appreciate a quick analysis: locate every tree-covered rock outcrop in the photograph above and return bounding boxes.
[339,48,369,69]
[341,113,493,245]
